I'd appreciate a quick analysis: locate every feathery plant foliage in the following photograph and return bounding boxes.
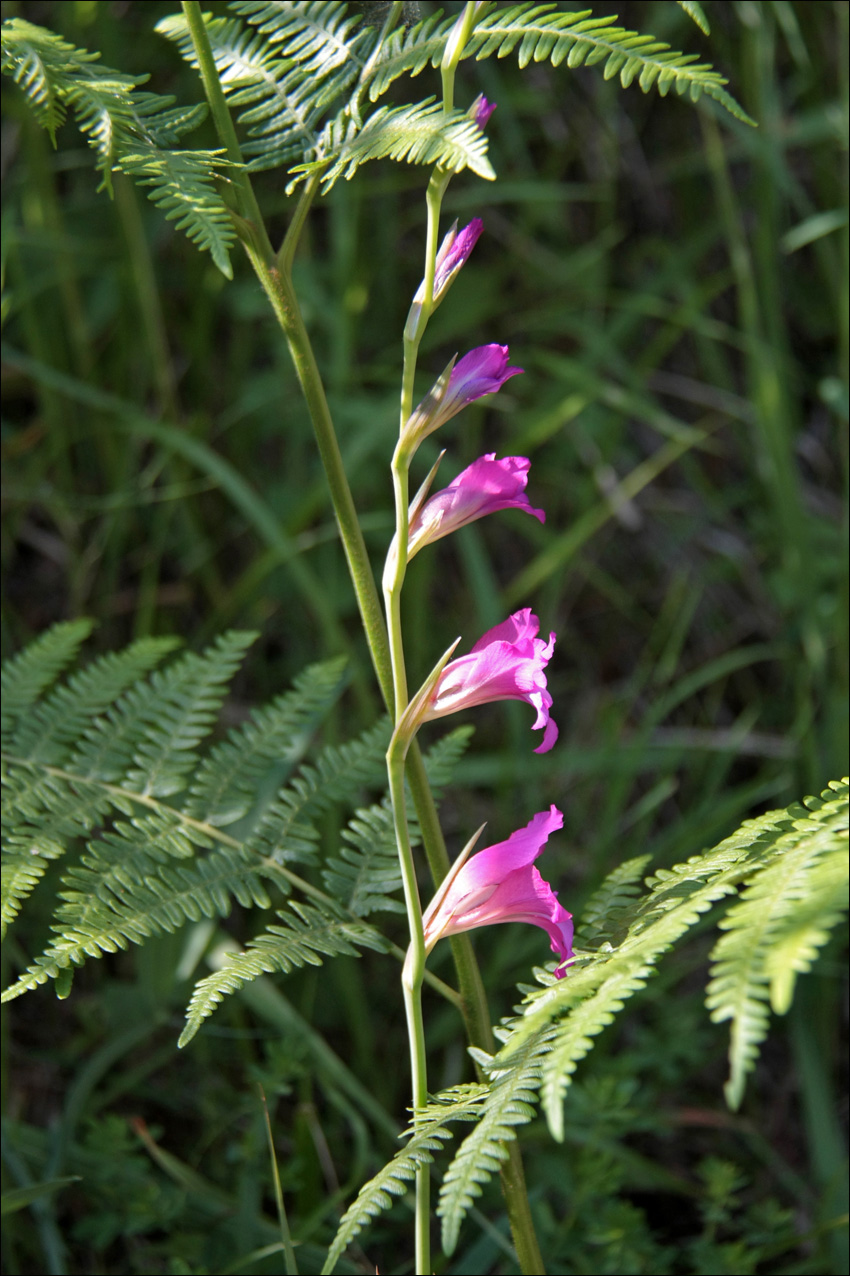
[1,0,752,276]
[0,623,472,1028]
[0,17,237,275]
[322,780,848,1268]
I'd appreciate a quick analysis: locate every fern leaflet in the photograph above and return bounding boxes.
[366,3,752,125]
[290,100,494,193]
[1,618,94,745]
[185,656,347,826]
[180,899,388,1047]
[438,1037,548,1255]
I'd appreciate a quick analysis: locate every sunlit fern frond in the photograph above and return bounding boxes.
[322,1084,486,1275]
[288,99,494,194]
[185,657,347,826]
[1,17,237,274]
[365,3,752,124]
[438,1035,549,1254]
[706,779,849,1108]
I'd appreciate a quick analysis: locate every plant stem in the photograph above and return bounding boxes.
[388,737,430,1275]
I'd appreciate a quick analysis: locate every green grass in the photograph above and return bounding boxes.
[1,1,847,1273]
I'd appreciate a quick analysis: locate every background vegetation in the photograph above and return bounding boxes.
[1,1,847,1273]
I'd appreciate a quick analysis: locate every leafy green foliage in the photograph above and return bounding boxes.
[0,17,238,275]
[706,779,849,1108]
[1,625,363,1002]
[156,4,370,172]
[292,99,495,193]
[179,899,388,1047]
[438,1038,548,1256]
[485,781,848,1141]
[365,3,752,124]
[322,1084,486,1275]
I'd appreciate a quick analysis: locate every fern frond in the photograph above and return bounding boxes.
[1,18,237,275]
[322,799,403,916]
[120,631,257,798]
[158,3,373,172]
[1,618,94,745]
[179,899,387,1047]
[1,837,64,941]
[9,637,178,767]
[575,854,650,945]
[2,774,117,936]
[501,829,766,1138]
[323,1084,486,1275]
[706,779,849,1109]
[677,1,711,36]
[117,146,238,277]
[494,781,848,1133]
[365,3,751,125]
[363,8,452,101]
[2,820,273,1003]
[0,17,98,135]
[290,100,494,194]
[230,0,370,74]
[242,718,390,869]
[185,656,346,826]
[418,725,474,799]
[438,1039,547,1255]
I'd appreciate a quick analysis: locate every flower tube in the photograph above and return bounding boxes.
[422,608,558,752]
[422,806,573,977]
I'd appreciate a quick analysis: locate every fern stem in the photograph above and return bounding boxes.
[180,2,272,255]
[276,174,318,278]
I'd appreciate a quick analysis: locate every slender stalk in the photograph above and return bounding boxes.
[388,738,430,1275]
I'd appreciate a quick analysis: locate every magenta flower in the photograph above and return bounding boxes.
[422,806,573,977]
[401,344,523,449]
[424,608,558,752]
[407,453,545,560]
[470,94,497,131]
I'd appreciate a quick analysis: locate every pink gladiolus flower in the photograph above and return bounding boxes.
[424,608,558,752]
[422,806,573,976]
[400,344,523,449]
[443,344,523,416]
[470,94,497,131]
[407,453,545,559]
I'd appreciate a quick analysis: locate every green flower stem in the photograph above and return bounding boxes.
[388,736,430,1276]
[440,1,479,114]
[184,11,543,1270]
